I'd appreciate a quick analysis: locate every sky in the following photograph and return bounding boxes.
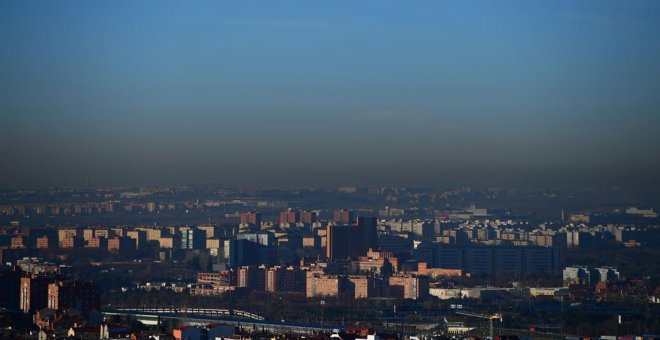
[1,1,659,188]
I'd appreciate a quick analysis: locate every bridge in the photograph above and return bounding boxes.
[102,308,339,335]
[108,307,265,321]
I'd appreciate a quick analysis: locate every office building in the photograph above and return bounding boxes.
[181,228,206,250]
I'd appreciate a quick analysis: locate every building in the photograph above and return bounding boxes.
[591,266,620,283]
[265,266,305,293]
[280,210,300,225]
[47,280,100,314]
[197,270,234,287]
[87,237,108,249]
[358,217,378,252]
[388,274,429,300]
[82,229,95,241]
[158,236,179,249]
[57,229,78,247]
[225,234,277,267]
[348,276,383,299]
[417,244,560,276]
[94,229,111,239]
[352,249,399,274]
[302,235,320,249]
[35,236,52,249]
[20,275,58,314]
[464,247,494,274]
[240,212,261,228]
[60,237,84,249]
[107,237,137,253]
[126,230,147,250]
[237,266,266,291]
[326,225,362,260]
[11,235,25,248]
[334,210,356,225]
[563,266,620,287]
[306,272,349,298]
[142,228,163,241]
[0,266,21,310]
[236,232,274,246]
[377,234,414,255]
[301,211,318,225]
[181,228,206,250]
[206,237,222,250]
[415,263,462,278]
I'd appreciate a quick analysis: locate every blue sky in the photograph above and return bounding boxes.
[1,1,659,187]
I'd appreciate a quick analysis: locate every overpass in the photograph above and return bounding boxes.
[109,307,265,320]
[102,308,339,335]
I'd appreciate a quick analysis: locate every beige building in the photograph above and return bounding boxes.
[58,229,77,246]
[306,272,347,298]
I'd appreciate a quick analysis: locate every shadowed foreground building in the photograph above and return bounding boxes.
[47,280,100,314]
[326,217,378,260]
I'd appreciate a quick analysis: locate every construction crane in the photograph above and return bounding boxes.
[455,310,502,339]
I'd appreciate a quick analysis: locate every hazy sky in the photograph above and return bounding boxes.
[1,1,659,188]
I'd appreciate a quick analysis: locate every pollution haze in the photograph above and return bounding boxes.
[1,1,660,188]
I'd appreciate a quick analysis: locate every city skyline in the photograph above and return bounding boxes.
[2,1,660,188]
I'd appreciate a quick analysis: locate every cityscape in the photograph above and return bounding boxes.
[1,1,660,340]
[0,186,658,339]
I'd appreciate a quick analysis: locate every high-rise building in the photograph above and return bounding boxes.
[107,237,137,253]
[126,230,147,250]
[240,212,261,227]
[197,225,220,238]
[348,276,384,299]
[388,274,429,300]
[279,210,300,225]
[47,280,100,313]
[306,271,349,298]
[326,225,362,260]
[301,211,318,225]
[180,228,207,250]
[334,210,356,225]
[237,266,266,291]
[265,266,305,293]
[20,276,58,314]
[358,217,378,252]
[0,267,21,310]
[326,217,378,261]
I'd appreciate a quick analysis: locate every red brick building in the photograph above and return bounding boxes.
[60,237,84,249]
[87,237,108,249]
[348,276,384,299]
[388,274,429,300]
[47,280,100,313]
[237,266,266,291]
[306,271,349,298]
[239,212,261,227]
[197,270,235,287]
[35,236,52,249]
[107,237,136,252]
[265,266,305,293]
[333,210,355,225]
[20,276,58,314]
[11,235,25,248]
[279,210,300,225]
[301,211,318,225]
